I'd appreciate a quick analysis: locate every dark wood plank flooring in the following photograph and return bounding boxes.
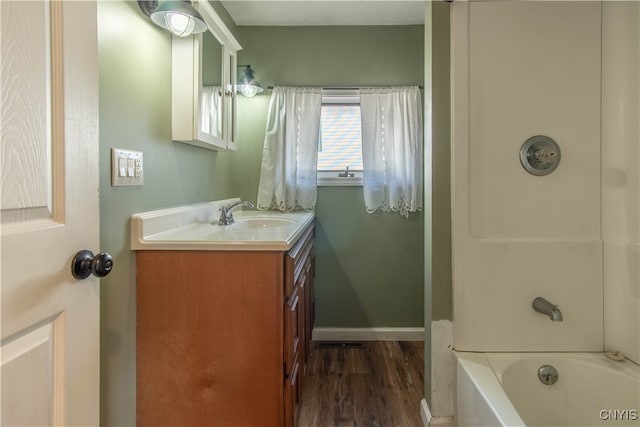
[298,341,425,427]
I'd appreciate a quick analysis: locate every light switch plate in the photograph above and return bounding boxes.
[111,148,143,186]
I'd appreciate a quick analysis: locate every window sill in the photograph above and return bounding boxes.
[317,171,363,187]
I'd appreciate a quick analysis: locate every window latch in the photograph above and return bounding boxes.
[338,166,355,178]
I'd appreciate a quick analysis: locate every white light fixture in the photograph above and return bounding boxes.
[237,65,264,97]
[139,0,207,38]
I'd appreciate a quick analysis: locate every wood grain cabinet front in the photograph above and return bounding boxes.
[136,222,315,427]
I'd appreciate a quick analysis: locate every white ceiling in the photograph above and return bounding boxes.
[220,1,426,26]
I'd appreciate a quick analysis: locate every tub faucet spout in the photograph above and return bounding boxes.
[532,297,563,321]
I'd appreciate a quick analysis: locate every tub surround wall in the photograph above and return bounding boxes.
[602,2,640,365]
[452,3,640,426]
[452,2,603,351]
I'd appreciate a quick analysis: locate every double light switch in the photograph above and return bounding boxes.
[111,148,143,186]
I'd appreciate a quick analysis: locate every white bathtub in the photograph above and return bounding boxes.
[455,351,640,427]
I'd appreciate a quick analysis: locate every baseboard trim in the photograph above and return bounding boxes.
[312,327,425,342]
[420,399,455,427]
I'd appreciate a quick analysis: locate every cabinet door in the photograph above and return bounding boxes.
[170,0,241,151]
[304,256,315,361]
[137,251,284,427]
[284,357,300,427]
[284,285,300,375]
[172,34,227,150]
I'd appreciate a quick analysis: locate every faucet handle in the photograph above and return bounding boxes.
[218,206,233,225]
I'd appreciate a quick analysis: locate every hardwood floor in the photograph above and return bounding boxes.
[298,341,425,427]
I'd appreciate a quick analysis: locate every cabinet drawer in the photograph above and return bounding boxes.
[305,259,315,358]
[284,356,300,427]
[285,225,314,296]
[284,285,300,375]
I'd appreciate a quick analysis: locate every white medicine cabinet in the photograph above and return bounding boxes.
[171,0,241,151]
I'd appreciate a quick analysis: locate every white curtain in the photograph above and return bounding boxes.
[257,87,322,211]
[360,86,423,217]
[200,86,222,138]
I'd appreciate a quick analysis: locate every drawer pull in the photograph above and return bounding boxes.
[289,295,299,312]
[293,242,313,283]
[287,285,298,305]
[288,226,314,260]
[298,272,307,289]
[289,361,299,386]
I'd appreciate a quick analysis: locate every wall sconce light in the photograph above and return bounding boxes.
[138,0,207,38]
[237,65,264,97]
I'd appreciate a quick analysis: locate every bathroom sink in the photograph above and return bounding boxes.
[230,217,296,230]
[131,199,315,251]
[144,223,224,241]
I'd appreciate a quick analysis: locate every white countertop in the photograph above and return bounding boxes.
[131,199,315,251]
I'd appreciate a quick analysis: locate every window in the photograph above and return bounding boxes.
[317,89,363,186]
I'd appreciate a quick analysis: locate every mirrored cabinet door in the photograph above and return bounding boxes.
[170,0,241,151]
[200,30,223,142]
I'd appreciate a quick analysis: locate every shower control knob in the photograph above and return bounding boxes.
[71,249,114,280]
[520,135,561,176]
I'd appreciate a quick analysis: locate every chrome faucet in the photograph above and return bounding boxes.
[532,297,563,321]
[218,201,254,225]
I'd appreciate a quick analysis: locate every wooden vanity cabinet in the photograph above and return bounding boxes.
[283,224,315,425]
[136,223,315,427]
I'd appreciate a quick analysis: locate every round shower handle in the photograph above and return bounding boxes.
[520,135,561,176]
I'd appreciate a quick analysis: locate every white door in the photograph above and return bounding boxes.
[1,1,100,426]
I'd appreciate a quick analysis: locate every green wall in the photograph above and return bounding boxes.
[431,3,452,324]
[98,1,237,425]
[235,26,425,328]
[424,1,452,405]
[98,4,432,423]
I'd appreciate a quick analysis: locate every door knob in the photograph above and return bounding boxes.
[71,250,113,280]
